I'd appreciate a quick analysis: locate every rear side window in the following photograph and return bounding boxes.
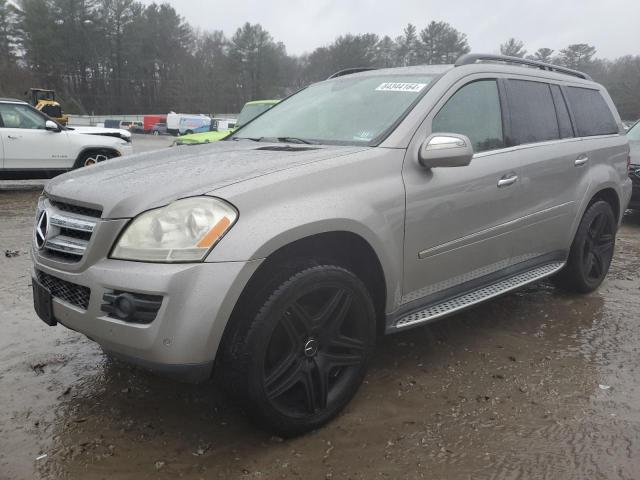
[550,85,574,139]
[506,80,559,145]
[432,80,504,153]
[565,87,618,137]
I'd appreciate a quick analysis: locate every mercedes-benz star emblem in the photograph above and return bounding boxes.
[35,210,49,250]
[304,338,319,358]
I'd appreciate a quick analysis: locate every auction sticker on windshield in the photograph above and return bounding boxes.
[375,82,427,92]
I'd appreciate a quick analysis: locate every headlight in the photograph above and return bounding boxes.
[111,197,237,262]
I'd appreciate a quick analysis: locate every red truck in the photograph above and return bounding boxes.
[143,115,167,133]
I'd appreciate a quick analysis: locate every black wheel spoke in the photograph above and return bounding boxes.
[329,334,365,352]
[594,240,614,258]
[301,360,328,413]
[318,289,352,336]
[280,314,303,349]
[265,356,303,400]
[589,214,606,240]
[591,249,604,277]
[322,350,364,367]
[289,302,315,333]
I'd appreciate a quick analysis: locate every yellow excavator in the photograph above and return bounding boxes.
[28,88,69,125]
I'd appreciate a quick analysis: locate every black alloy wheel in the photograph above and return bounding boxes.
[264,284,368,417]
[581,210,615,283]
[222,265,376,437]
[554,200,617,293]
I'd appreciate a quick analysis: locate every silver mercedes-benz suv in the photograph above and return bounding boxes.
[31,54,632,436]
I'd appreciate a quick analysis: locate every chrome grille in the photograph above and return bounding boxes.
[36,270,91,310]
[49,200,102,219]
[38,199,101,263]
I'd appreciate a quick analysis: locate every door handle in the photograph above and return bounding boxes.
[7,134,20,139]
[497,174,518,188]
[574,155,589,166]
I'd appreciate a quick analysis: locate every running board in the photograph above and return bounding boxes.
[389,262,565,332]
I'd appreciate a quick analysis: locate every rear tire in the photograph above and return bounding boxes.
[221,264,376,437]
[554,200,617,293]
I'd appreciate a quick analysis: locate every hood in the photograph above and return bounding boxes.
[67,126,132,142]
[45,141,368,218]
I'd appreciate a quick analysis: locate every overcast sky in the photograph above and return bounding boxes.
[151,0,640,59]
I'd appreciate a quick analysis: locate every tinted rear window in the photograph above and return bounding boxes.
[506,80,559,145]
[565,87,618,137]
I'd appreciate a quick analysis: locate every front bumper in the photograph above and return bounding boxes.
[118,143,134,157]
[32,257,262,382]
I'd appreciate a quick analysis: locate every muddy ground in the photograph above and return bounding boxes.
[1,146,640,478]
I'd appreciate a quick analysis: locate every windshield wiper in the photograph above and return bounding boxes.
[277,137,315,145]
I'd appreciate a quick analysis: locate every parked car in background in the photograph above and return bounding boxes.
[627,120,640,210]
[119,120,133,130]
[212,117,237,131]
[151,122,168,136]
[130,121,145,133]
[0,98,132,179]
[31,55,631,436]
[176,100,278,145]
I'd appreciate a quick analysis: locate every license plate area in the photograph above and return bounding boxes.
[33,278,56,326]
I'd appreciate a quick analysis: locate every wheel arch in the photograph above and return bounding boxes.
[588,187,620,222]
[73,147,120,168]
[224,230,389,340]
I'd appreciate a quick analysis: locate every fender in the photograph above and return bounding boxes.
[206,147,408,311]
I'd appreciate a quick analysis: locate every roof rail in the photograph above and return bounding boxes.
[327,67,378,80]
[454,53,592,81]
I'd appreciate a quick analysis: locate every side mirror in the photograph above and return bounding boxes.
[45,120,60,132]
[418,133,473,168]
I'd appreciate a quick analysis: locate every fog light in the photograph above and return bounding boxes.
[101,291,163,324]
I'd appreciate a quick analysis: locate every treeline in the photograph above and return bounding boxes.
[0,0,639,119]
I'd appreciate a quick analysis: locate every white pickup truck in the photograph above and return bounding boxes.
[0,98,133,180]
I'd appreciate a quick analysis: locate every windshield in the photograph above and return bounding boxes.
[232,75,435,145]
[237,103,275,127]
[628,121,640,141]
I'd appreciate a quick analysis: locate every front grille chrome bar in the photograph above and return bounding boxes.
[49,213,95,233]
[44,235,89,256]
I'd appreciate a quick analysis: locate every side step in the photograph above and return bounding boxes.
[390,262,565,332]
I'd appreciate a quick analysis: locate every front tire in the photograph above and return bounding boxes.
[554,200,617,293]
[73,151,116,169]
[222,264,376,437]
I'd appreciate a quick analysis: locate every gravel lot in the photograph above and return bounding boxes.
[1,137,639,479]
